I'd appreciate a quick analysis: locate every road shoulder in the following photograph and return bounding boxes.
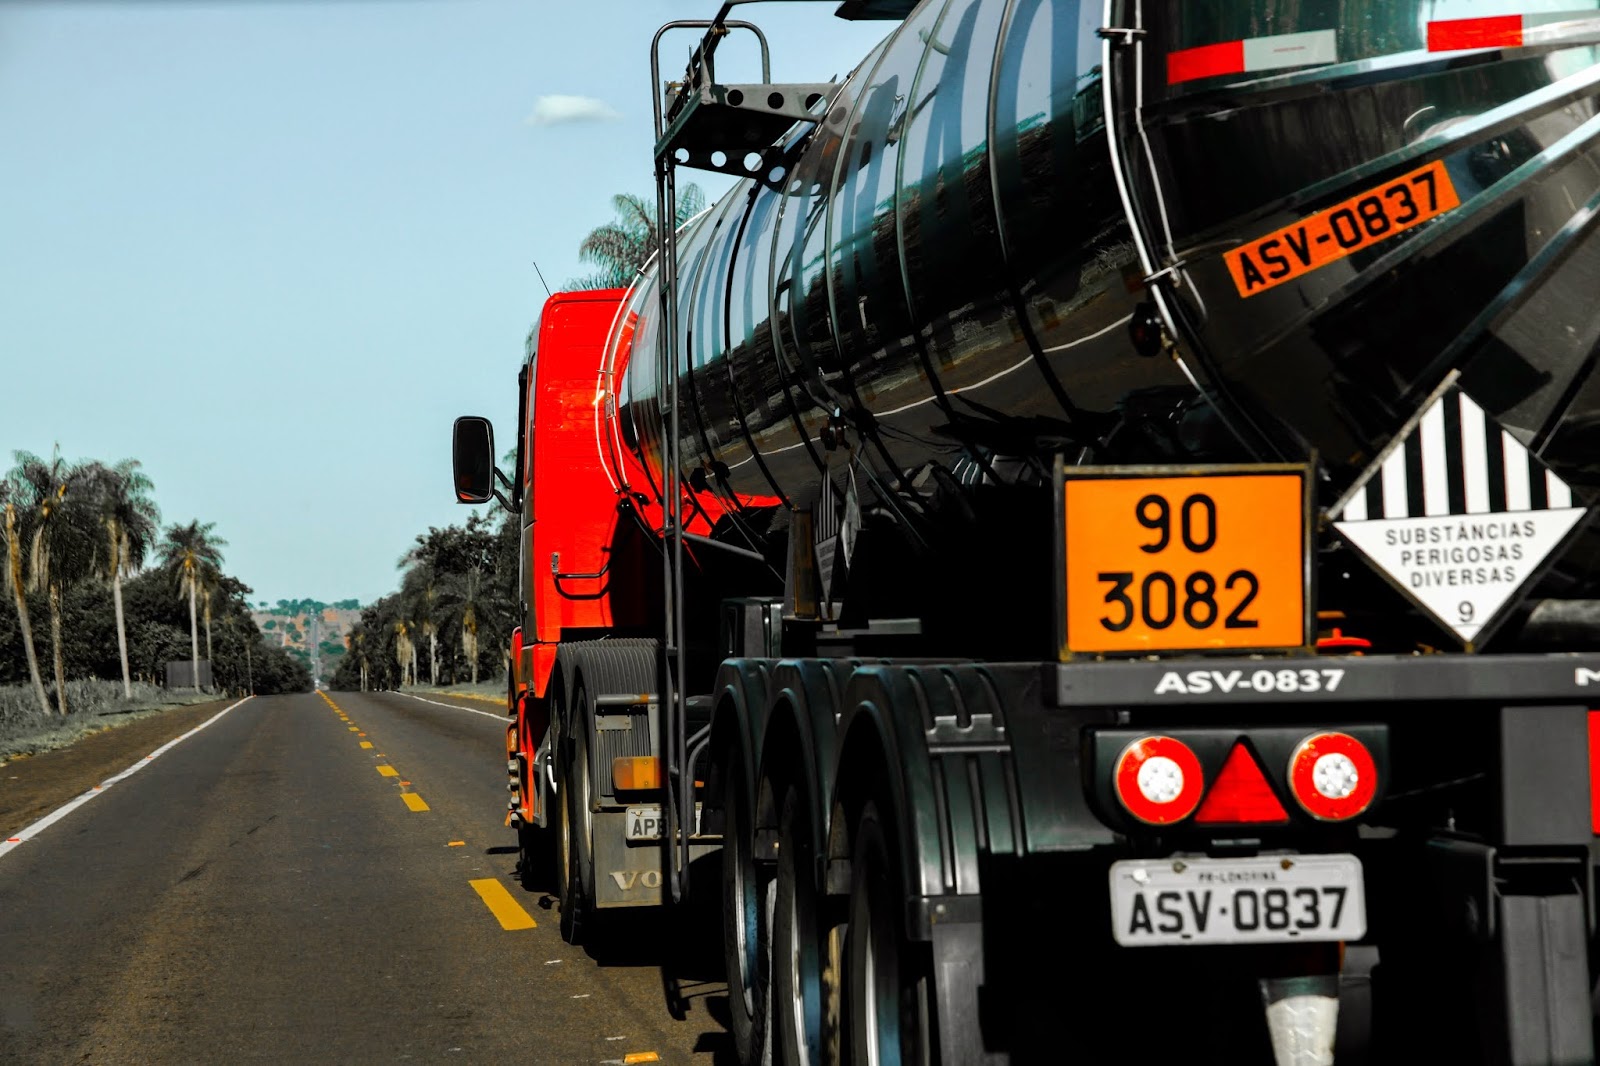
[0,699,234,838]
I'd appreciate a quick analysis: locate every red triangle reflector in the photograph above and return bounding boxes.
[1194,744,1289,825]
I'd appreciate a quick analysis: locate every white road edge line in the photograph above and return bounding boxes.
[401,693,506,721]
[0,695,255,861]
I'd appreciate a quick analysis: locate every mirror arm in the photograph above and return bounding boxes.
[492,467,521,514]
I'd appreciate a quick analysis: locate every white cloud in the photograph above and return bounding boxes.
[524,94,622,127]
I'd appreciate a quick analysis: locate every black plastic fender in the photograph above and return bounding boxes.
[552,639,660,802]
[753,659,856,885]
[708,658,777,825]
[827,664,1024,937]
[825,663,1026,1066]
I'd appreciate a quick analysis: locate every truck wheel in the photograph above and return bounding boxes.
[846,801,934,1066]
[773,785,828,1066]
[556,739,584,944]
[558,713,599,944]
[721,746,770,1065]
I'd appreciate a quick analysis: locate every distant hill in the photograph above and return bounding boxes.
[250,600,361,678]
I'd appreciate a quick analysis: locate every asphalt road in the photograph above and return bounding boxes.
[0,690,731,1065]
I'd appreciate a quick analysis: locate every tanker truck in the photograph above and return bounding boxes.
[451,1,1600,1062]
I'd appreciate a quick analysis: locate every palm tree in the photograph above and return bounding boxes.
[81,459,161,699]
[399,553,444,686]
[0,478,50,716]
[568,184,706,290]
[349,624,370,692]
[393,618,414,688]
[420,593,438,685]
[157,520,227,692]
[200,564,220,675]
[441,567,490,685]
[11,450,96,715]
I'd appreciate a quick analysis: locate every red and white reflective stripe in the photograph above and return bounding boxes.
[1114,735,1205,825]
[1287,732,1378,822]
[1587,710,1600,834]
[1427,11,1600,51]
[1168,29,1338,86]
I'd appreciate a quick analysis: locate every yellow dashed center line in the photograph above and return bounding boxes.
[468,878,536,930]
[447,840,465,847]
[322,691,446,839]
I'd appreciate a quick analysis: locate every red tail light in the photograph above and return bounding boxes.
[1287,732,1378,821]
[1114,736,1204,825]
[1194,744,1289,825]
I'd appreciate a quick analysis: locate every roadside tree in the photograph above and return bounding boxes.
[81,459,161,698]
[568,184,706,290]
[0,477,50,714]
[12,449,98,714]
[157,520,227,692]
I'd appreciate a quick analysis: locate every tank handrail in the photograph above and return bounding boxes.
[650,20,770,145]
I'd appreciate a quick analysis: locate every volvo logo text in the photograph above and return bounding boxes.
[610,869,663,891]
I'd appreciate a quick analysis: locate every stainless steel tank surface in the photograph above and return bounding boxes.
[605,0,1600,530]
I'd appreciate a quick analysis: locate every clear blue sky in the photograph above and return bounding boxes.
[0,0,887,609]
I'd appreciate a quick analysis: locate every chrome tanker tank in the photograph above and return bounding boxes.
[603,0,1600,592]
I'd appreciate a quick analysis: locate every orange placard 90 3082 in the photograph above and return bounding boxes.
[1061,468,1310,656]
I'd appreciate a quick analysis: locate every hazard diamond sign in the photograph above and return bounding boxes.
[1330,383,1587,648]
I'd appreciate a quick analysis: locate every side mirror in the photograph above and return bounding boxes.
[452,416,496,504]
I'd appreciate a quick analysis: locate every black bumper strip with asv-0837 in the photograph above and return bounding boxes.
[1054,653,1600,708]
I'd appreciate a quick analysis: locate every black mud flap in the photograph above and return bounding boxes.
[1495,891,1594,1066]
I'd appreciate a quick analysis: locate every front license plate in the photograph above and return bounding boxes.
[1061,467,1309,655]
[625,804,702,841]
[1110,854,1366,947]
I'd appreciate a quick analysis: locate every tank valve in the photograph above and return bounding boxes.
[821,408,849,451]
[1128,301,1166,358]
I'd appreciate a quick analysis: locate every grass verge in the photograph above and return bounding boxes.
[402,680,505,705]
[0,679,228,765]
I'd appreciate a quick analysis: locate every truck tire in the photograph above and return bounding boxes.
[846,800,934,1066]
[556,746,580,941]
[773,785,829,1066]
[557,719,594,945]
[553,643,657,947]
[721,743,770,1065]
